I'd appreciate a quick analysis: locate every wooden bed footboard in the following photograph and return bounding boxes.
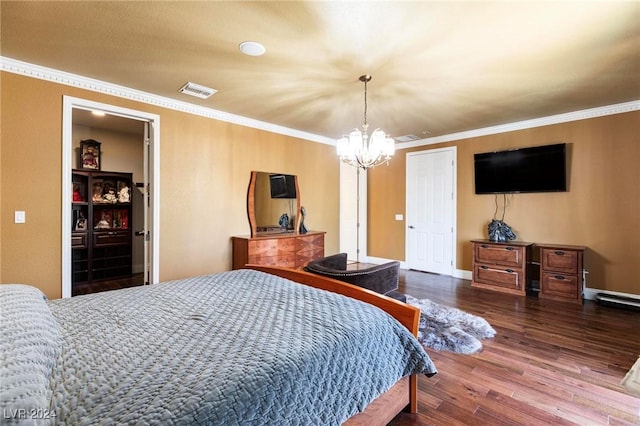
[245,265,421,420]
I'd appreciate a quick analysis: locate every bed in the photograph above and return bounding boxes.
[0,266,437,425]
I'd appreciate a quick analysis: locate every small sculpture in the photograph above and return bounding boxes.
[278,213,289,230]
[488,219,516,242]
[299,206,308,234]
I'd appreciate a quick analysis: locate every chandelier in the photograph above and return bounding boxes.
[337,75,395,169]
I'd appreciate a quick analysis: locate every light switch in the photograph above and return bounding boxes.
[15,211,26,223]
[395,214,404,221]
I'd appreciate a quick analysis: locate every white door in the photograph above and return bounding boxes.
[406,147,456,275]
[142,122,151,284]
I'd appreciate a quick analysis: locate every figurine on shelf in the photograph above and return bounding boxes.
[95,211,111,229]
[74,211,87,231]
[103,190,117,204]
[72,183,84,202]
[118,182,130,203]
[82,146,99,170]
[92,181,103,202]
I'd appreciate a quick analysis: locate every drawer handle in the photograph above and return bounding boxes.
[555,251,565,256]
[505,269,514,273]
[555,275,566,280]
[505,247,515,251]
[481,244,488,248]
[481,265,489,269]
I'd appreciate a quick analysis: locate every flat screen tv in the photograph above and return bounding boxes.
[269,174,297,199]
[474,143,567,194]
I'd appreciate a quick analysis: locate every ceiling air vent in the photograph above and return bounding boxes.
[395,134,421,143]
[178,82,217,99]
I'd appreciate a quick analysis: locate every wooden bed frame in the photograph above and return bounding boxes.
[246,265,423,425]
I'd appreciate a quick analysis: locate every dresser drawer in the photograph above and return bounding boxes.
[541,272,580,299]
[295,247,325,268]
[232,231,326,270]
[247,254,296,268]
[248,239,295,257]
[541,248,579,274]
[474,243,524,267]
[295,233,324,251]
[94,231,129,247]
[473,264,524,291]
[71,232,87,248]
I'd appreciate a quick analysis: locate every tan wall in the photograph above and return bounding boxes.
[368,111,640,295]
[0,72,340,299]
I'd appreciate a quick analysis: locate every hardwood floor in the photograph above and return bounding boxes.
[389,269,640,426]
[72,273,144,296]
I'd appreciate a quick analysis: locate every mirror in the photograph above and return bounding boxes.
[247,171,301,237]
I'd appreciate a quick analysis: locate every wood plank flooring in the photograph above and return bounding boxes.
[389,269,640,426]
[72,273,144,296]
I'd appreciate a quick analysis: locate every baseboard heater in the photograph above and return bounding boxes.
[595,293,640,311]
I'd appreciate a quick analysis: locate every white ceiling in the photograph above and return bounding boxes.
[2,1,639,141]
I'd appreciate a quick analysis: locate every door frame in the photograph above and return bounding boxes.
[405,146,457,275]
[61,96,160,297]
[339,162,367,262]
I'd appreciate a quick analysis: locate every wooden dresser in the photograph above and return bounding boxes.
[232,231,325,270]
[538,243,586,304]
[471,239,533,296]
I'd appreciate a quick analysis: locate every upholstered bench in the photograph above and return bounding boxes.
[304,253,406,303]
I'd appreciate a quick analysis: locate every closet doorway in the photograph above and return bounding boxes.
[62,96,160,298]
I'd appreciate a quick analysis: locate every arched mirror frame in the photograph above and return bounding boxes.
[247,171,301,238]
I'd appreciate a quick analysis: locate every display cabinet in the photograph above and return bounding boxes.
[72,169,133,294]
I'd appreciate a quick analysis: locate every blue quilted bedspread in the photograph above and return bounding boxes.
[1,269,436,425]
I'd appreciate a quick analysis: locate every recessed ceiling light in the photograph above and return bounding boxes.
[239,41,266,56]
[91,110,105,117]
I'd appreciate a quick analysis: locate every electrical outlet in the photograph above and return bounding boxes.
[15,211,26,223]
[395,214,403,221]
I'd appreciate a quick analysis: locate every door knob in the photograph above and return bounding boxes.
[408,225,415,229]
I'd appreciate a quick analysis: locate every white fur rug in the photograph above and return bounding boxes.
[405,295,496,354]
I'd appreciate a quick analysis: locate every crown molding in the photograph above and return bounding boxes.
[0,56,335,146]
[3,56,638,149]
[397,99,640,149]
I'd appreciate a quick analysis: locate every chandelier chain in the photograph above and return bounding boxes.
[363,77,368,128]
